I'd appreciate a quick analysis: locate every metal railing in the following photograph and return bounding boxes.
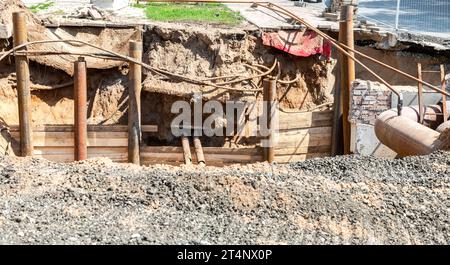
[358,0,450,39]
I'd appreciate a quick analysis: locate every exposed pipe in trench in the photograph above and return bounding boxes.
[375,103,450,157]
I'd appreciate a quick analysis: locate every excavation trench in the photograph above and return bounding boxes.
[0,23,335,151]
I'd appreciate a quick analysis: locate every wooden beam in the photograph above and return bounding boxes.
[417,63,424,124]
[274,145,331,155]
[9,124,157,133]
[263,78,276,163]
[440,64,447,121]
[274,153,329,163]
[278,110,333,130]
[140,146,263,165]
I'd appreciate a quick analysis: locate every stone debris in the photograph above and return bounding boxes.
[66,4,105,20]
[0,152,449,244]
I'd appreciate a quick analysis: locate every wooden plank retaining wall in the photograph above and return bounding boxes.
[7,110,333,165]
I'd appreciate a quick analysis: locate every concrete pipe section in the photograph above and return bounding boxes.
[375,103,450,157]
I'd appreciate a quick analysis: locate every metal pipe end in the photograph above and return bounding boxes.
[397,93,403,116]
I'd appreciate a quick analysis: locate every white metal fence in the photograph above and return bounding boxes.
[358,0,450,39]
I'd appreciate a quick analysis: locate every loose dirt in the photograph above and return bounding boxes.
[0,152,448,244]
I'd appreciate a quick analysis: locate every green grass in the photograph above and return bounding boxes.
[28,1,54,13]
[132,3,243,25]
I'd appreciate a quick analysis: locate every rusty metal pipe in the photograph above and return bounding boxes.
[181,136,192,165]
[437,121,450,133]
[193,137,205,166]
[375,106,446,157]
[440,65,447,120]
[128,41,142,165]
[263,78,276,163]
[339,6,355,155]
[74,57,88,161]
[253,3,449,99]
[13,12,33,157]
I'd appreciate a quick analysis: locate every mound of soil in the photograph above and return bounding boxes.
[0,151,448,244]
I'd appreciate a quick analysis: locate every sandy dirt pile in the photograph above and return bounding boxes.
[143,24,334,109]
[1,0,139,75]
[0,151,448,244]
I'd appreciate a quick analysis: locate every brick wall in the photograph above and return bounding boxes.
[349,80,392,125]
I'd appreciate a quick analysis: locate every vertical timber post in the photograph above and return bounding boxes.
[440,65,447,121]
[128,41,142,164]
[263,78,276,163]
[417,63,424,124]
[74,57,87,161]
[13,12,33,157]
[339,5,355,155]
[331,57,343,155]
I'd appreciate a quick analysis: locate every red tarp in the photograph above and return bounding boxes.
[262,30,332,58]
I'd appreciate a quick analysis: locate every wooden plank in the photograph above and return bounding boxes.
[274,145,331,155]
[140,146,263,165]
[276,126,332,148]
[278,111,333,130]
[278,126,332,136]
[15,137,128,147]
[142,125,158,132]
[9,124,157,132]
[33,146,128,162]
[11,131,128,139]
[274,153,330,163]
[33,147,127,155]
[276,131,332,149]
[36,154,128,163]
[140,146,261,156]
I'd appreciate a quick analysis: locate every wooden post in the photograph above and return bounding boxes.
[193,137,205,166]
[417,63,424,124]
[339,5,355,155]
[331,61,343,155]
[74,57,87,161]
[440,64,447,121]
[263,78,276,163]
[13,12,33,157]
[181,136,192,165]
[128,41,142,164]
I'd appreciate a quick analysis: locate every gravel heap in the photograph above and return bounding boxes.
[0,152,449,244]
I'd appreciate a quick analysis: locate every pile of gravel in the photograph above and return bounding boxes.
[0,152,449,244]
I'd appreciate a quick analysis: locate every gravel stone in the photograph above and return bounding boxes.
[0,151,449,244]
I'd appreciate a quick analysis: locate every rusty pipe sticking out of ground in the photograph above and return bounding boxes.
[193,137,206,166]
[128,41,142,165]
[263,78,276,163]
[74,57,88,161]
[181,136,192,165]
[339,6,355,155]
[374,105,448,157]
[13,12,33,157]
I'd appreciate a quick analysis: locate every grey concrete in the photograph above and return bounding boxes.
[358,0,450,39]
[226,1,339,31]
